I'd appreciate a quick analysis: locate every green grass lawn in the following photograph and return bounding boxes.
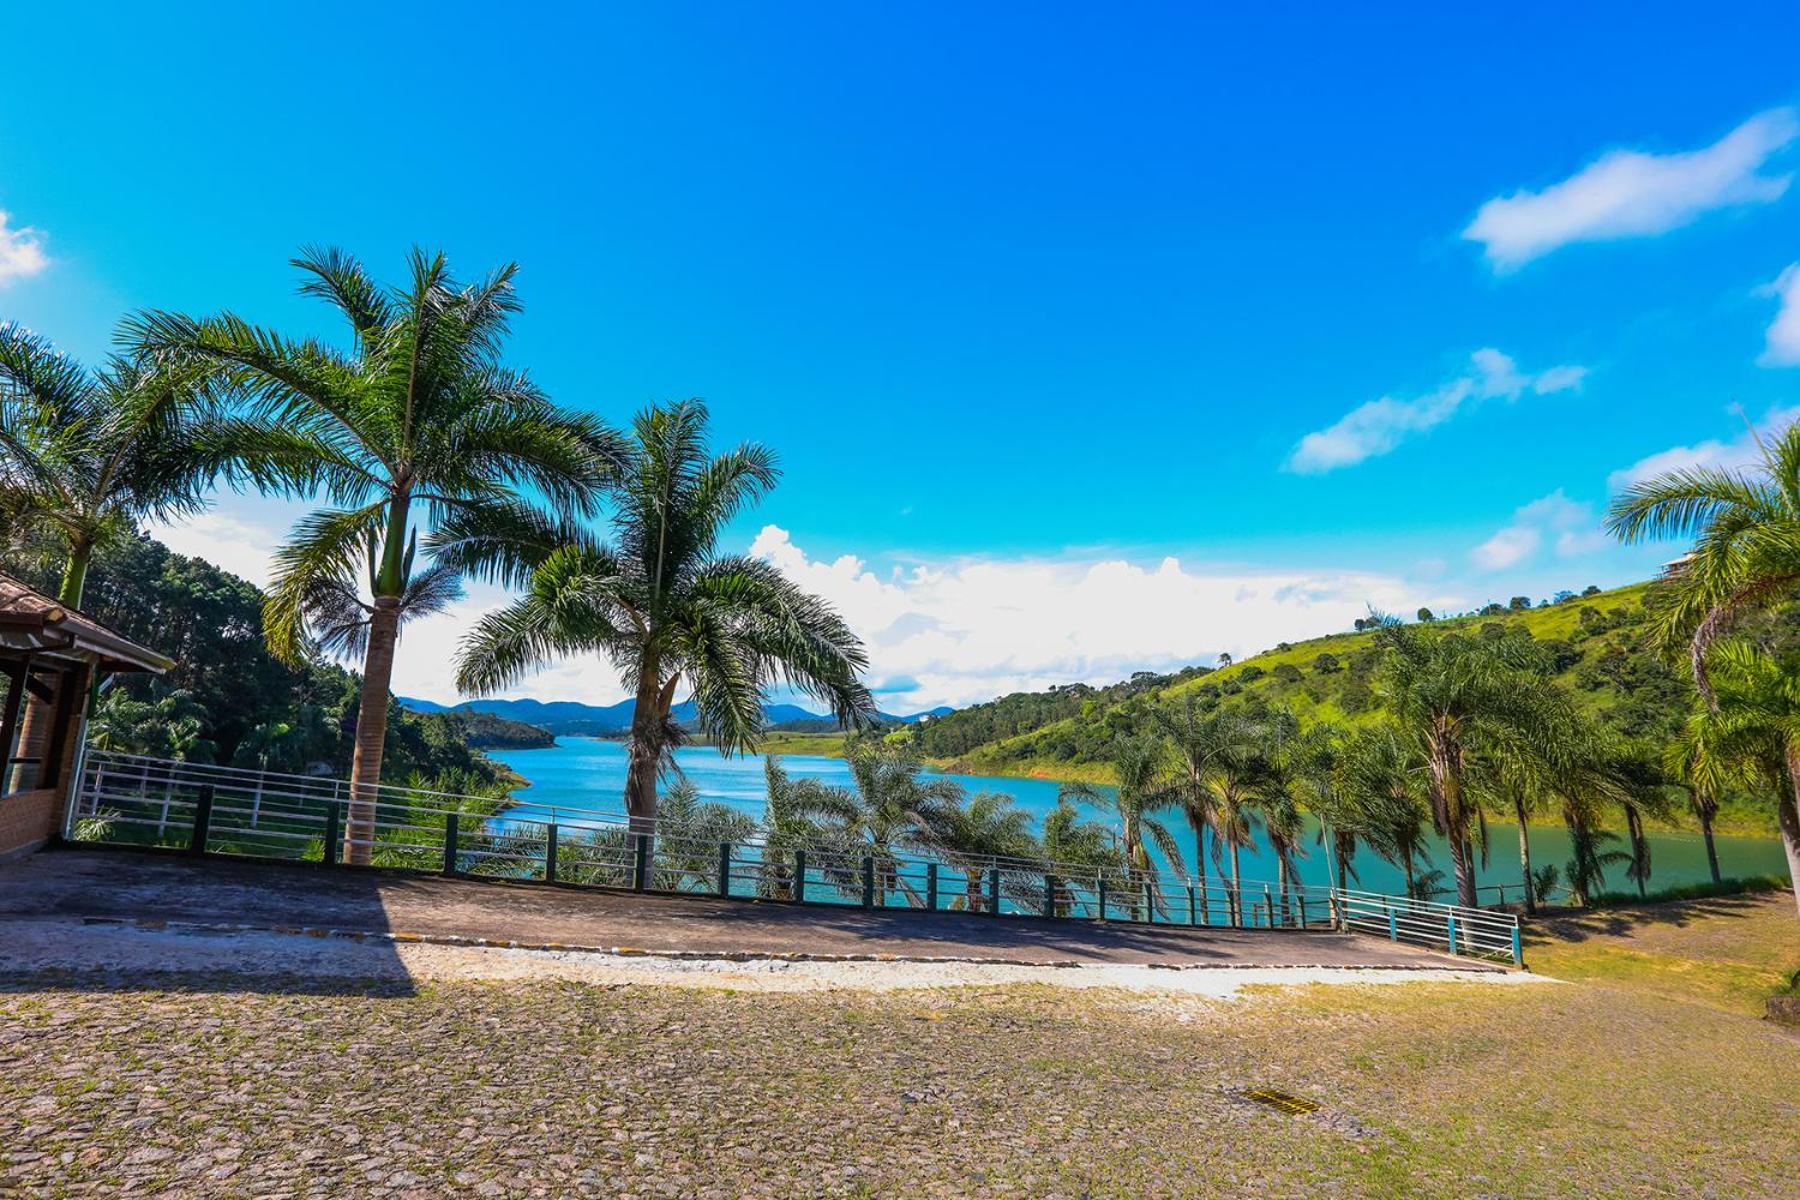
[1526,888,1800,1016]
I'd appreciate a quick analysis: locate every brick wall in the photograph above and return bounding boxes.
[0,669,90,861]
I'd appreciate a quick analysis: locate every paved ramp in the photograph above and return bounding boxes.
[1,848,1493,970]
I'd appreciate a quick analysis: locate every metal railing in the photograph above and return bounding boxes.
[65,750,1522,964]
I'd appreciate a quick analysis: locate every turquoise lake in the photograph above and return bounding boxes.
[489,739,1793,903]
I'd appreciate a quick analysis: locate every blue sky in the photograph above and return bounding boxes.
[5,4,1800,708]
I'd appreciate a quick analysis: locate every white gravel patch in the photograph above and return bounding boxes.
[0,918,1549,996]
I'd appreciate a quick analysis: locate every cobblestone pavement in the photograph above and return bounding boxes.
[2,973,1793,1198]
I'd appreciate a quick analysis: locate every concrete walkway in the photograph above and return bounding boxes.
[0,847,1492,970]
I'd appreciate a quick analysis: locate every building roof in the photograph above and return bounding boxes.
[0,574,173,674]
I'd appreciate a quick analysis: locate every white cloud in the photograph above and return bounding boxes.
[0,209,49,284]
[1471,491,1605,573]
[1471,525,1539,571]
[1464,108,1798,271]
[1286,348,1586,474]
[138,510,1467,713]
[1759,263,1800,366]
[751,525,1453,710]
[1607,407,1800,492]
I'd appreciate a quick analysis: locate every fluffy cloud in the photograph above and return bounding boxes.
[1759,263,1800,367]
[1285,348,1586,474]
[1471,491,1605,573]
[1464,108,1798,271]
[0,209,49,284]
[751,525,1451,710]
[1607,407,1800,494]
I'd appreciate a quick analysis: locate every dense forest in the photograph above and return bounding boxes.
[2,531,526,796]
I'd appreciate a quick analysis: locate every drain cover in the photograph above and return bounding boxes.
[1242,1087,1321,1115]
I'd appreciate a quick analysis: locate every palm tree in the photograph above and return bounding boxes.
[1154,698,1257,918]
[1607,418,1800,702]
[758,756,846,899]
[1608,420,1800,911]
[1336,724,1431,899]
[1060,733,1182,920]
[0,323,228,605]
[1040,798,1124,917]
[130,248,625,864]
[1248,708,1307,923]
[794,741,962,904]
[1664,639,1800,914]
[1373,618,1572,907]
[916,790,1037,913]
[1292,723,1360,894]
[1667,710,1730,884]
[455,400,875,831]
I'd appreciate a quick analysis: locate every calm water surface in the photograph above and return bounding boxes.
[489,739,1792,901]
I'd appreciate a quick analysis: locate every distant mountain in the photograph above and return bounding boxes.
[399,695,956,736]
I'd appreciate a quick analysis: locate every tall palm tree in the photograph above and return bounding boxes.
[1248,708,1307,922]
[1667,709,1729,884]
[1154,698,1257,917]
[1666,639,1800,914]
[1060,733,1182,919]
[1373,618,1571,906]
[130,248,624,864]
[1292,723,1360,894]
[455,400,875,830]
[1336,724,1432,899]
[0,323,228,605]
[1607,420,1800,913]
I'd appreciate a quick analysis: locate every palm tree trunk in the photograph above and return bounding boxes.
[345,597,401,866]
[1513,795,1536,916]
[58,536,93,607]
[1229,842,1241,927]
[1696,798,1722,884]
[624,670,665,835]
[1780,753,1800,919]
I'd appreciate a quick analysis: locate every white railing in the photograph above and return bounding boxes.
[66,749,1523,963]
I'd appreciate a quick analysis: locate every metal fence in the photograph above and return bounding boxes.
[66,749,1523,964]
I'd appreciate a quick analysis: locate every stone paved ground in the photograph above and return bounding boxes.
[2,972,1794,1198]
[0,849,1481,970]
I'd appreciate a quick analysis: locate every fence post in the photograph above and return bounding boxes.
[1096,877,1108,921]
[987,867,1002,917]
[861,855,875,908]
[925,862,938,911]
[1387,903,1398,941]
[717,842,732,898]
[1140,881,1151,924]
[1188,884,1197,926]
[1446,912,1459,956]
[633,833,650,892]
[187,785,214,855]
[1511,924,1524,967]
[442,812,459,876]
[1298,895,1308,929]
[793,849,807,903]
[1044,873,1056,919]
[322,802,341,866]
[545,823,559,883]
[1262,884,1273,929]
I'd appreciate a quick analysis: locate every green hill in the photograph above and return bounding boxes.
[926,583,1674,775]
[891,582,1774,835]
